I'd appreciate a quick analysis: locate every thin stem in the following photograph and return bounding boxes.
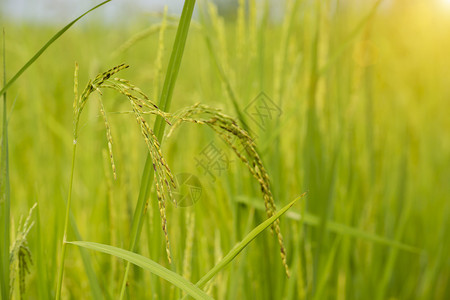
[55,141,78,300]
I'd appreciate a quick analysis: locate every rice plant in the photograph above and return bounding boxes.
[1,0,449,299]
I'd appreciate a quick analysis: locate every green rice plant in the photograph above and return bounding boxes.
[54,52,296,297]
[59,61,295,297]
[56,63,175,299]
[168,103,293,276]
[107,76,176,262]
[9,203,36,299]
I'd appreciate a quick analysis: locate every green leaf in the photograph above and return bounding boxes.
[67,241,213,300]
[195,195,303,289]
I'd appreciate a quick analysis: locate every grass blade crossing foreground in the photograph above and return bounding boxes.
[0,0,112,98]
[236,196,421,253]
[120,0,196,297]
[67,241,213,300]
[0,29,11,300]
[193,194,305,290]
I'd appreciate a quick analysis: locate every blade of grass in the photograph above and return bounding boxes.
[178,194,305,300]
[236,196,421,254]
[67,241,213,300]
[119,0,196,298]
[193,194,304,290]
[0,28,11,300]
[0,0,112,98]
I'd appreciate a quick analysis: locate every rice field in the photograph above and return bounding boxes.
[1,0,449,299]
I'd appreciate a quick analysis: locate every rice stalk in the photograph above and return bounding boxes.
[168,104,291,276]
[58,63,175,299]
[81,64,292,277]
[63,60,293,296]
[104,78,176,262]
[82,65,176,262]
